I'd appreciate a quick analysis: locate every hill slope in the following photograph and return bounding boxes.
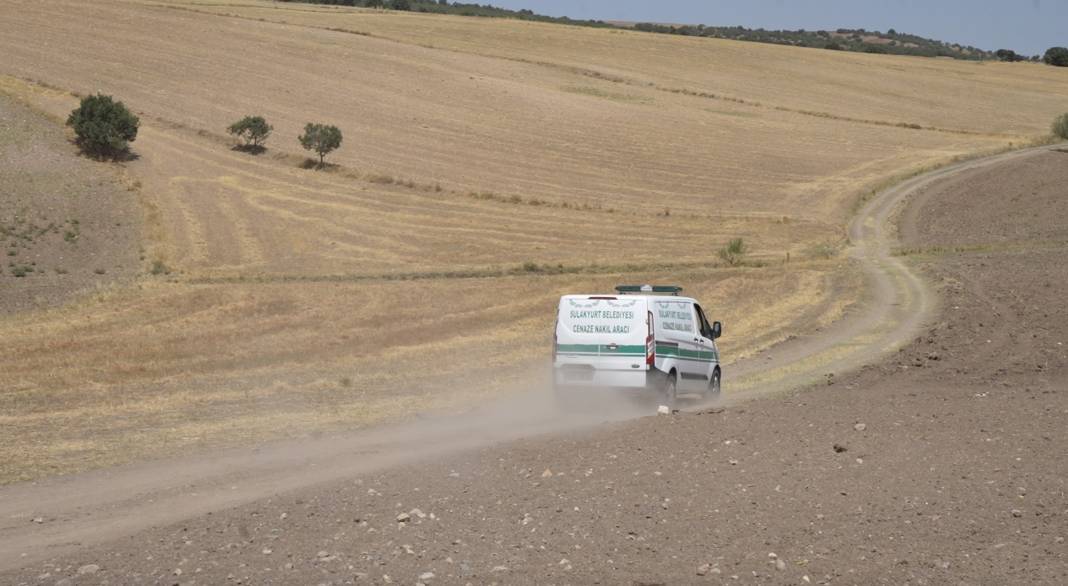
[0,0,1065,482]
[0,90,141,312]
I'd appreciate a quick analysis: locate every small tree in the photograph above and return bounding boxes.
[718,238,748,266]
[1053,113,1068,141]
[1044,46,1068,67]
[227,115,272,150]
[66,94,139,159]
[298,123,343,168]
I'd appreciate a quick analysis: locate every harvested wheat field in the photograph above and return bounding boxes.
[0,0,1065,484]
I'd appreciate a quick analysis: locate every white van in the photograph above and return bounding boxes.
[553,285,722,407]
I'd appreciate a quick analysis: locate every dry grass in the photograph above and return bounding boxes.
[0,264,841,483]
[0,0,1065,482]
[4,0,1062,223]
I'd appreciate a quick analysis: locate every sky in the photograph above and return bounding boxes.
[486,0,1066,56]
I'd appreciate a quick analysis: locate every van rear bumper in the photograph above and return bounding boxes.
[553,365,666,392]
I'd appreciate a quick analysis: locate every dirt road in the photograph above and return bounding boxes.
[9,145,1065,586]
[4,138,1062,581]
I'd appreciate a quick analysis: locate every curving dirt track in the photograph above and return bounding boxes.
[725,144,1059,398]
[4,141,1063,581]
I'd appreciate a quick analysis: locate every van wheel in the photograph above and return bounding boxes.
[707,368,722,397]
[661,370,678,410]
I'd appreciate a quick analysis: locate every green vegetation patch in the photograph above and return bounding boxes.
[561,86,652,104]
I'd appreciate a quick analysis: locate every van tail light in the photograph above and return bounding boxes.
[646,310,655,366]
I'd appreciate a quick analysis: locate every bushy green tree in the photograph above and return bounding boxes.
[718,238,748,266]
[298,123,343,168]
[1053,113,1068,141]
[66,94,139,159]
[996,49,1025,62]
[1044,46,1068,67]
[227,115,273,149]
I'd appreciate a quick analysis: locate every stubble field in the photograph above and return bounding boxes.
[0,0,1065,483]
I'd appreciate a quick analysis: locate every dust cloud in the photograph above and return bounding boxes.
[0,361,723,571]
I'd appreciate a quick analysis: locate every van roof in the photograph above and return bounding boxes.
[561,294,696,303]
[615,285,683,295]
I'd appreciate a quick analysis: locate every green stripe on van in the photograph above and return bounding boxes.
[556,344,646,356]
[655,343,718,363]
[556,343,718,362]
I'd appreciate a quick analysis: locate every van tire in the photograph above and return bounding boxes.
[662,370,678,410]
[708,368,722,397]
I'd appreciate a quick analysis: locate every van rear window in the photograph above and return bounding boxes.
[563,298,642,335]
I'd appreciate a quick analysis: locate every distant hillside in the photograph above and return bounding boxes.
[279,0,614,27]
[283,0,1012,61]
[627,23,1002,61]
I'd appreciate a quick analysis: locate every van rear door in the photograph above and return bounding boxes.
[555,296,649,388]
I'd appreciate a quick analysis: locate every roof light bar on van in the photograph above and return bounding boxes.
[615,285,683,296]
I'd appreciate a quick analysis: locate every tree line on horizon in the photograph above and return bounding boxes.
[278,0,613,26]
[281,0,1066,65]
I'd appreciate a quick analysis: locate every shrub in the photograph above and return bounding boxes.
[66,94,139,159]
[227,115,273,149]
[718,238,748,266]
[298,123,343,168]
[1043,46,1068,67]
[807,242,839,259]
[367,174,395,184]
[1053,113,1068,140]
[995,49,1025,62]
[149,260,170,275]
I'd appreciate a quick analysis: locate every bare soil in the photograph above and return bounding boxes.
[3,149,1065,584]
[0,94,141,313]
[901,150,1068,248]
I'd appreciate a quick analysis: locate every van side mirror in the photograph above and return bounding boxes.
[712,321,722,339]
